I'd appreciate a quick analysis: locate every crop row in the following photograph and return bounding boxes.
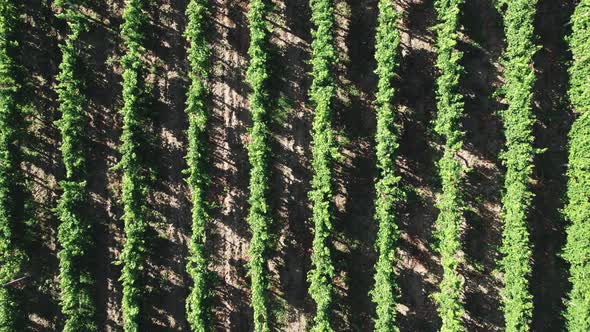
[0,1,27,331]
[563,1,590,331]
[54,1,96,331]
[118,0,149,330]
[184,0,211,331]
[307,0,338,331]
[432,0,466,331]
[245,0,273,331]
[370,1,403,331]
[496,0,538,331]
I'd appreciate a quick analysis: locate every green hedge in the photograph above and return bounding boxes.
[432,0,466,330]
[0,1,26,330]
[308,0,337,331]
[563,1,590,331]
[496,0,538,331]
[119,0,148,331]
[245,0,272,331]
[370,1,403,331]
[184,1,211,331]
[54,1,97,331]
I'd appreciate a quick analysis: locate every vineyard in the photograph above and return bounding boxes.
[0,0,586,331]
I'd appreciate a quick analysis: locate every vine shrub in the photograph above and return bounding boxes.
[118,0,148,331]
[432,0,466,330]
[308,0,337,331]
[370,1,403,331]
[0,1,26,330]
[184,0,211,331]
[563,1,590,331]
[245,0,273,331]
[496,1,538,331]
[54,1,97,331]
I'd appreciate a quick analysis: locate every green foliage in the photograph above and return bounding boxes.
[245,0,272,331]
[496,1,538,331]
[563,112,590,332]
[119,0,148,331]
[563,1,590,330]
[566,1,590,116]
[308,0,337,331]
[432,0,466,330]
[0,1,26,330]
[183,0,211,331]
[54,1,97,331]
[369,1,402,331]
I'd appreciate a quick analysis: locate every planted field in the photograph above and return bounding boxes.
[0,0,586,331]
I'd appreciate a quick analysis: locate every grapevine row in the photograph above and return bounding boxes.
[54,1,97,331]
[308,0,337,330]
[0,1,26,331]
[563,1,590,331]
[432,0,466,330]
[183,0,211,331]
[370,1,402,331]
[496,1,538,331]
[245,0,273,331]
[119,0,148,330]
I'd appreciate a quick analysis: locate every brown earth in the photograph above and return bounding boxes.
[19,0,576,331]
